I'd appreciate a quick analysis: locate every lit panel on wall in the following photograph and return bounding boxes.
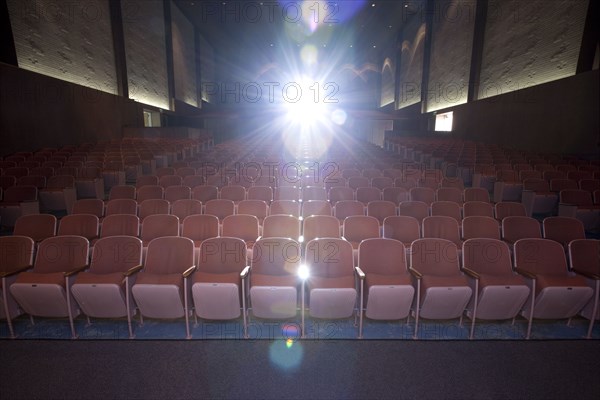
[426,0,476,112]
[171,2,197,107]
[396,17,425,109]
[380,56,396,107]
[199,35,215,104]
[7,0,117,95]
[122,0,169,109]
[479,0,588,100]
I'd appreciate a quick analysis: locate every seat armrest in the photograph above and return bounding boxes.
[182,265,196,278]
[240,265,251,279]
[409,267,422,279]
[462,267,480,280]
[64,265,89,277]
[514,268,536,280]
[355,266,365,279]
[124,264,144,277]
[0,265,32,278]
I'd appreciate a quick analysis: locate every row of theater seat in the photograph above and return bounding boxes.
[1,234,597,340]
[2,135,599,342]
[9,210,589,263]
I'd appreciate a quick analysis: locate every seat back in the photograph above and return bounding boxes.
[262,215,300,239]
[366,200,397,225]
[382,187,408,205]
[3,185,37,202]
[514,238,567,275]
[371,177,394,191]
[305,238,354,278]
[463,201,494,218]
[109,185,136,201]
[410,238,459,276]
[462,238,512,275]
[220,185,246,202]
[72,199,104,218]
[222,215,259,243]
[463,187,490,203]
[560,189,593,206]
[274,186,300,201]
[57,214,99,240]
[409,187,435,205]
[495,201,526,220]
[422,216,461,245]
[502,216,541,243]
[100,214,140,238]
[140,214,179,243]
[462,216,500,240]
[302,215,341,243]
[137,185,164,203]
[430,201,461,223]
[90,236,143,274]
[356,187,381,205]
[302,186,327,202]
[382,215,420,244]
[138,199,170,220]
[302,200,332,218]
[334,200,364,222]
[0,236,35,272]
[436,187,462,204]
[342,215,380,243]
[358,238,406,274]
[105,198,137,216]
[569,239,600,275]
[204,199,235,221]
[328,186,354,205]
[270,200,300,217]
[192,185,219,203]
[171,199,203,221]
[144,236,194,274]
[13,214,57,242]
[398,201,429,223]
[247,186,273,203]
[251,237,301,277]
[198,237,247,274]
[34,236,89,273]
[164,186,191,202]
[542,216,585,247]
[182,214,219,244]
[135,175,159,189]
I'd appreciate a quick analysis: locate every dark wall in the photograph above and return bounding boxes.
[0,63,142,156]
[448,69,599,155]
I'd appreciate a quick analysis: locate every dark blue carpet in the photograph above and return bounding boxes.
[3,313,598,340]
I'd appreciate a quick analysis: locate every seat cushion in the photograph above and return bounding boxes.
[535,274,588,295]
[74,272,125,286]
[15,272,65,287]
[135,272,183,287]
[251,274,297,287]
[308,275,355,290]
[420,274,469,300]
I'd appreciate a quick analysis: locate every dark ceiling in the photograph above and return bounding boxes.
[174,0,422,82]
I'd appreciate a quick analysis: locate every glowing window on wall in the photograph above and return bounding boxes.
[435,112,453,132]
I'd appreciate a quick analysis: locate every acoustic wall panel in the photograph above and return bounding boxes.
[199,34,216,104]
[121,0,169,109]
[171,2,197,107]
[426,0,476,112]
[396,17,425,109]
[7,0,117,95]
[478,0,588,100]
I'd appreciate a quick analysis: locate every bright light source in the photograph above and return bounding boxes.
[298,264,310,280]
[283,76,330,131]
[435,111,453,132]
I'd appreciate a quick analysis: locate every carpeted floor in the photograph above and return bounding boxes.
[1,339,599,399]
[3,312,599,340]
